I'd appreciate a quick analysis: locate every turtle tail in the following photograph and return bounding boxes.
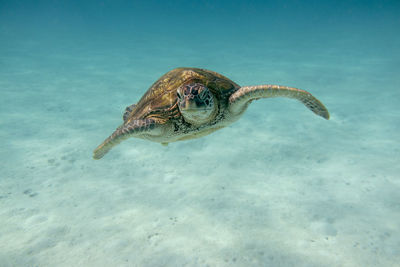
[229,85,330,119]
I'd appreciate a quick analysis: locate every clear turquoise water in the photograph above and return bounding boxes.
[1,1,399,266]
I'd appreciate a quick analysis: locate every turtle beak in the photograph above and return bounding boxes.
[183,99,197,110]
[181,97,210,111]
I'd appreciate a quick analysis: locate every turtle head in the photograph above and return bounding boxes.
[177,83,216,125]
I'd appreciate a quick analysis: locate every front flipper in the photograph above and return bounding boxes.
[229,85,329,119]
[93,118,158,160]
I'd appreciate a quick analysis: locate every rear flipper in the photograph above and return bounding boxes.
[123,104,136,122]
[229,85,329,119]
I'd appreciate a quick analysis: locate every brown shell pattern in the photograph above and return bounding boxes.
[124,68,240,123]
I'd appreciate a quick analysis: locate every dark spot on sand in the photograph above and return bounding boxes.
[23,189,38,197]
[147,233,160,239]
[23,189,32,195]
[169,217,177,224]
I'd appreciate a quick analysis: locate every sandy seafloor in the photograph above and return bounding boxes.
[0,1,400,266]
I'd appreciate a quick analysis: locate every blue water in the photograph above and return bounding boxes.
[1,1,399,266]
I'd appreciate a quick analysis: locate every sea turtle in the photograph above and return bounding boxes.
[93,67,329,159]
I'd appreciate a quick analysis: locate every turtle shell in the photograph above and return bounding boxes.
[124,67,240,123]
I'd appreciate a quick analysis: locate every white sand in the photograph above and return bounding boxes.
[1,13,399,267]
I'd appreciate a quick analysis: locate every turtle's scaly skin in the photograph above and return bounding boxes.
[229,84,330,119]
[93,67,329,159]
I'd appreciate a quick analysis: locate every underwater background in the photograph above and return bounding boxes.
[1,0,399,266]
